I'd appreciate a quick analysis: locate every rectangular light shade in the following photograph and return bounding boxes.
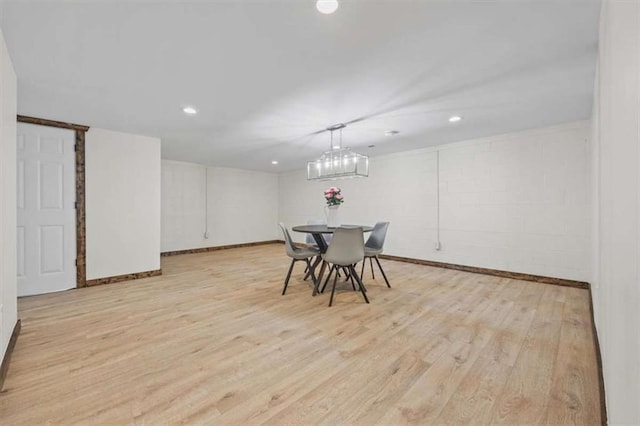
[307,148,369,181]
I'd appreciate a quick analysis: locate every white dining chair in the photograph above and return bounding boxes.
[278,223,319,295]
[360,221,391,288]
[321,227,369,307]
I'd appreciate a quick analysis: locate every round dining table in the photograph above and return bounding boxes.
[292,224,373,296]
[292,224,373,252]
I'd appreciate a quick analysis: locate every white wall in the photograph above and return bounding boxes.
[591,1,640,423]
[0,27,17,362]
[86,128,161,279]
[161,160,279,252]
[279,121,590,281]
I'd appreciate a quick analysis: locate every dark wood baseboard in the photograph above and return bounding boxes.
[84,269,162,287]
[218,241,589,289]
[588,287,608,425]
[161,240,282,257]
[378,254,590,289]
[0,319,21,391]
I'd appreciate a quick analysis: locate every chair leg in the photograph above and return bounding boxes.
[313,260,328,296]
[360,260,365,280]
[355,263,366,292]
[350,265,370,304]
[303,255,320,281]
[370,256,375,279]
[342,266,351,281]
[374,256,391,288]
[305,258,318,288]
[329,266,340,307]
[349,269,356,291]
[321,265,335,293]
[282,259,296,295]
[358,274,368,293]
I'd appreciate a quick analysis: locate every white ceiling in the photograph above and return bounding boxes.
[1,0,600,172]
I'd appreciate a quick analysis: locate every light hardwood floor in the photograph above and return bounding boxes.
[0,244,601,424]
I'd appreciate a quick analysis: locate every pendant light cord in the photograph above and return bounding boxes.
[204,167,209,239]
[436,150,441,250]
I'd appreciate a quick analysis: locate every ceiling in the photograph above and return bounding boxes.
[1,0,600,173]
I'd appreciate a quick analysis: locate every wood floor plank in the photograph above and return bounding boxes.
[372,276,521,424]
[0,244,601,425]
[543,288,601,424]
[431,280,538,425]
[487,284,569,424]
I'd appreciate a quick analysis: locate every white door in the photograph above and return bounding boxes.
[17,123,76,296]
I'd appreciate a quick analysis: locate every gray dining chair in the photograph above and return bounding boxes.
[322,227,369,307]
[304,219,326,276]
[360,221,391,288]
[278,223,319,295]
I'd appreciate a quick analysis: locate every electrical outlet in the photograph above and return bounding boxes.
[434,241,442,251]
[204,232,209,239]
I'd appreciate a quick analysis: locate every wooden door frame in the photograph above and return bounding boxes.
[17,115,90,288]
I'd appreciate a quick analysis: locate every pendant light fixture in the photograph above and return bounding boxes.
[307,123,369,181]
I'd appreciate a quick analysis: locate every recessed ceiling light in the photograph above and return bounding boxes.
[333,145,341,149]
[316,0,339,14]
[385,130,400,136]
[271,160,278,165]
[182,106,198,115]
[448,115,462,123]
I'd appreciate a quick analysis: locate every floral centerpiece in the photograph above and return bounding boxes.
[324,186,344,207]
